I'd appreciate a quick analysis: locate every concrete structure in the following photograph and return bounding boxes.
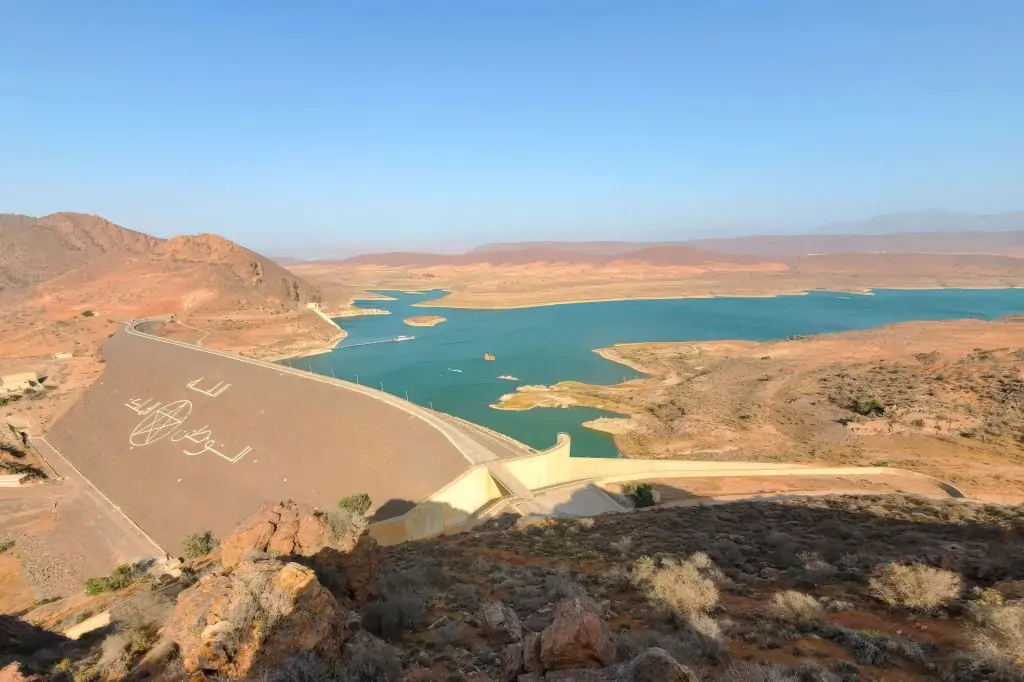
[0,371,37,393]
[0,474,29,487]
[43,321,965,555]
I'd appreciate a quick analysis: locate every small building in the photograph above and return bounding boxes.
[0,371,38,393]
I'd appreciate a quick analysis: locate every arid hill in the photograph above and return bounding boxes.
[0,212,342,431]
[495,315,1024,501]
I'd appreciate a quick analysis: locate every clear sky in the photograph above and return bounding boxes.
[2,1,1022,256]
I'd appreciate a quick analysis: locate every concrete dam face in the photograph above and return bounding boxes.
[46,326,509,554]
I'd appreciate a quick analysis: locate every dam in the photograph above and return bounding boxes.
[43,322,959,556]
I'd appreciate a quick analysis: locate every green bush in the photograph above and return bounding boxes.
[84,561,146,596]
[854,398,885,417]
[81,310,95,317]
[338,493,372,516]
[631,483,656,508]
[0,540,14,555]
[182,531,218,559]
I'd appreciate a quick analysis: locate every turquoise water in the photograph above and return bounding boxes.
[293,289,1024,457]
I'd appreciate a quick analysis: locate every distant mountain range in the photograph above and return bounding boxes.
[305,211,1024,266]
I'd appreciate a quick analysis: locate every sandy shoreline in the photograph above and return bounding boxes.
[266,328,347,362]
[411,283,1021,311]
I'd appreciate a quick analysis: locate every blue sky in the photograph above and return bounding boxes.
[2,1,1022,255]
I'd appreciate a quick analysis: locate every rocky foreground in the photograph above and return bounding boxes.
[2,494,1024,681]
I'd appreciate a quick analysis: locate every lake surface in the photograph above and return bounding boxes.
[293,289,1024,457]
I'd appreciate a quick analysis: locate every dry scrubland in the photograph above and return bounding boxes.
[4,494,1024,682]
[498,316,1024,502]
[291,251,1024,310]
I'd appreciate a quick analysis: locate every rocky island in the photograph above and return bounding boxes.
[403,315,447,327]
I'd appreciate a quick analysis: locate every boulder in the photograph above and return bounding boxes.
[481,600,524,644]
[629,647,699,682]
[219,500,380,602]
[169,559,344,679]
[539,599,617,671]
[524,631,544,674]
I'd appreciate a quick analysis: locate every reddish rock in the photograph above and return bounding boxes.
[170,559,344,679]
[539,599,617,671]
[218,501,380,602]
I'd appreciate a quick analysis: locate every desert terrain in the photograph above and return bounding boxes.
[5,494,1024,682]
[494,316,1024,502]
[291,238,1024,310]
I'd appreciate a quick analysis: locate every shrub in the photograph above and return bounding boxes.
[84,561,147,596]
[716,661,796,682]
[630,483,656,508]
[546,566,588,601]
[632,553,720,617]
[81,310,95,317]
[337,632,402,682]
[325,508,368,547]
[181,530,218,559]
[869,562,962,611]
[969,605,1024,673]
[768,590,825,623]
[854,398,885,416]
[0,540,13,555]
[338,493,373,516]
[361,592,427,642]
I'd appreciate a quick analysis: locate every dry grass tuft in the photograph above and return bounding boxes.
[767,590,825,623]
[970,605,1024,675]
[632,552,720,617]
[869,562,962,611]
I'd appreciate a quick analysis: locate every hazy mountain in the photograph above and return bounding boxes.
[811,210,1024,235]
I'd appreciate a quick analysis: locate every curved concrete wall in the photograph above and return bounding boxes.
[370,465,503,545]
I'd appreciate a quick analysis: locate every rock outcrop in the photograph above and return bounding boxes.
[219,500,380,602]
[629,647,699,682]
[539,599,617,671]
[503,599,622,681]
[169,559,344,679]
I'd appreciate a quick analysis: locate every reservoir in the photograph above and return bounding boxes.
[294,289,1024,457]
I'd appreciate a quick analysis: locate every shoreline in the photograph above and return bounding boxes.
[410,283,1021,311]
[265,328,347,363]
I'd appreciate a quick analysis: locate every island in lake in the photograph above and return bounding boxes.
[404,315,447,327]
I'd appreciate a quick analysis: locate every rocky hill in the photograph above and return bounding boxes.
[2,495,1023,681]
[0,212,340,431]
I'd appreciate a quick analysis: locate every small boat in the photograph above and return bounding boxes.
[498,375,519,381]
[394,335,415,342]
[448,368,463,373]
[484,353,496,361]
